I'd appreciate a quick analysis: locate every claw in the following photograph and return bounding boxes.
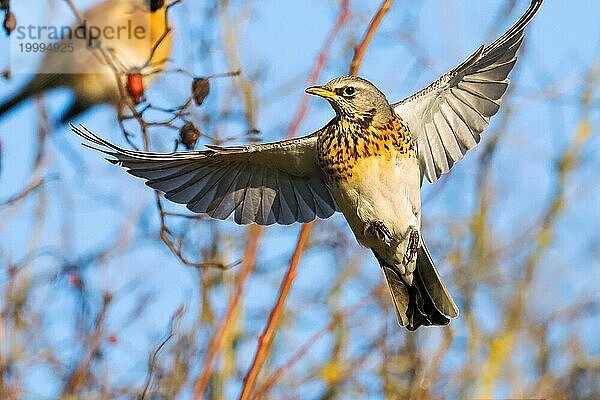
[365,220,395,245]
[404,226,420,264]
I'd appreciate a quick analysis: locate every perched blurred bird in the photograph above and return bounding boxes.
[0,0,172,123]
[72,1,543,330]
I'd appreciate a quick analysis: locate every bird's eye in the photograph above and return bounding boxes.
[343,86,356,97]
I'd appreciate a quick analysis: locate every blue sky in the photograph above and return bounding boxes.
[1,0,599,398]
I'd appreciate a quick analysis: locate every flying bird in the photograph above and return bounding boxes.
[72,0,543,330]
[0,0,172,123]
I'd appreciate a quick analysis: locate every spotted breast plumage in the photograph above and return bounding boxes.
[317,108,415,182]
[71,0,543,330]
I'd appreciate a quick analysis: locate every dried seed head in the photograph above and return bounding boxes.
[180,121,201,150]
[3,10,16,36]
[191,78,210,106]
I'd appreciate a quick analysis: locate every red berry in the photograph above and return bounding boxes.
[107,334,118,345]
[127,73,144,104]
[67,272,82,288]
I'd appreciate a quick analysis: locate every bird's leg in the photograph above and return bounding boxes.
[364,220,395,245]
[404,226,420,264]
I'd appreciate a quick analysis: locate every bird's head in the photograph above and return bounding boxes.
[147,0,167,12]
[306,76,392,126]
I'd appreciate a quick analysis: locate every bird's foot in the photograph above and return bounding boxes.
[365,220,395,245]
[404,226,420,264]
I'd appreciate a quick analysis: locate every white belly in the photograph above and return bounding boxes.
[331,153,421,265]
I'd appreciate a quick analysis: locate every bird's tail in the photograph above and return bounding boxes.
[376,241,459,330]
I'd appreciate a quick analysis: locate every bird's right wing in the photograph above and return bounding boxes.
[72,125,337,225]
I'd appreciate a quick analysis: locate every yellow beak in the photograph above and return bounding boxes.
[305,85,335,99]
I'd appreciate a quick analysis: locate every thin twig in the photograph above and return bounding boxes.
[239,224,313,400]
[141,0,182,69]
[61,293,112,397]
[349,0,394,76]
[155,194,235,269]
[286,0,350,138]
[252,286,384,398]
[0,176,55,208]
[138,305,184,399]
[191,225,263,399]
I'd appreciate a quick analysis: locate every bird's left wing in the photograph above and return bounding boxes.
[72,125,337,225]
[392,0,543,183]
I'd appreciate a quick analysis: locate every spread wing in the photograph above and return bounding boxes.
[71,125,337,225]
[393,0,543,183]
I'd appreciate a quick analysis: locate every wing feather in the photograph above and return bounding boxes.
[278,173,299,224]
[292,177,317,223]
[267,170,282,224]
[424,119,449,175]
[242,165,266,224]
[233,163,256,225]
[206,166,245,220]
[274,170,295,225]
[433,112,461,162]
[307,179,336,218]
